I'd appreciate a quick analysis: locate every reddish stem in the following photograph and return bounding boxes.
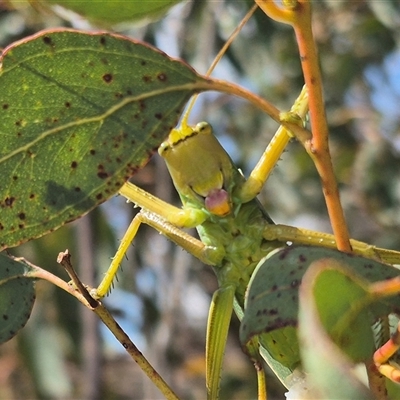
[257,0,351,252]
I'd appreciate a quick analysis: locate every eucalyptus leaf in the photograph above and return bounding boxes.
[41,0,184,25]
[0,253,36,343]
[0,29,205,250]
[240,246,400,370]
[298,263,375,399]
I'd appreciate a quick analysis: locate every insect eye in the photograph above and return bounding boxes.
[158,141,169,156]
[196,121,212,135]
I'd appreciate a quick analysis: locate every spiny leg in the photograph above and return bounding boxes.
[262,223,400,264]
[93,190,208,300]
[238,85,309,203]
[89,197,237,400]
[93,206,220,299]
[109,180,218,295]
[103,178,255,398]
[93,198,236,398]
[137,210,238,400]
[93,213,142,299]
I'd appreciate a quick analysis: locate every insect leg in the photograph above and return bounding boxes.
[238,86,309,203]
[263,223,400,265]
[93,207,222,299]
[206,285,235,400]
[139,209,223,266]
[94,213,143,299]
[119,181,208,228]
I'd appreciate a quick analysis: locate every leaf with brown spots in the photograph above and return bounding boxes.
[0,253,36,344]
[239,246,400,375]
[0,29,206,249]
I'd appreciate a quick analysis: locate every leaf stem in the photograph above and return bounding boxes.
[256,0,351,253]
[199,78,312,142]
[292,1,351,252]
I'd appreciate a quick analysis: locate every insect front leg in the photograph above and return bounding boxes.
[120,181,208,228]
[238,86,309,203]
[93,212,144,299]
[92,205,222,300]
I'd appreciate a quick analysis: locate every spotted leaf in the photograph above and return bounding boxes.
[0,29,206,249]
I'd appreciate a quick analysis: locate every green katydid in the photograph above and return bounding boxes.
[84,5,400,398]
[1,3,399,399]
[90,84,400,399]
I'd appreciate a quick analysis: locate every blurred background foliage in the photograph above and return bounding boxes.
[1,0,400,399]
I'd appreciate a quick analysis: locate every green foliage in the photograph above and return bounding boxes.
[38,0,184,25]
[299,262,400,399]
[298,264,376,399]
[0,1,399,399]
[240,246,400,377]
[0,253,35,343]
[310,267,375,363]
[0,30,203,250]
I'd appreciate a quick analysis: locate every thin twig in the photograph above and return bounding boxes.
[28,253,180,400]
[57,249,98,309]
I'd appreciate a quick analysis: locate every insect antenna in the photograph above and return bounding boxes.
[181,3,259,128]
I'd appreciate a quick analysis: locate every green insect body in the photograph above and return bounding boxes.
[159,121,298,393]
[158,121,400,379]
[111,118,400,398]
[159,122,281,305]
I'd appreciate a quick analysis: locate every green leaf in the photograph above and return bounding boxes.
[0,253,36,343]
[0,29,205,250]
[239,245,400,370]
[40,0,184,25]
[298,262,374,399]
[307,262,375,362]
